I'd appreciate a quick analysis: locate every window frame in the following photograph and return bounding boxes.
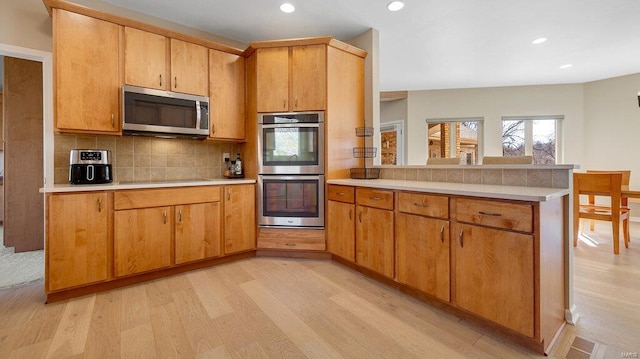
[425,117,484,164]
[501,115,564,164]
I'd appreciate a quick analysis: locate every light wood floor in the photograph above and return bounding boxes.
[1,222,639,358]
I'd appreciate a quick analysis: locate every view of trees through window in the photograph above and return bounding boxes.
[502,119,557,164]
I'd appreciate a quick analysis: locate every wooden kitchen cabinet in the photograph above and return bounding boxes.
[355,188,394,278]
[54,9,120,133]
[175,202,222,264]
[255,44,326,112]
[114,206,172,276]
[124,27,168,90]
[224,184,256,254]
[327,185,355,261]
[453,198,535,337]
[47,192,109,292]
[209,49,245,140]
[170,38,209,96]
[396,192,450,302]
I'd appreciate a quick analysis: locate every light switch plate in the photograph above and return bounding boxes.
[223,153,230,162]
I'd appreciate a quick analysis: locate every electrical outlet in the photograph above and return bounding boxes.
[223,152,230,162]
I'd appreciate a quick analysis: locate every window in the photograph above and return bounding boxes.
[426,118,483,165]
[502,116,563,164]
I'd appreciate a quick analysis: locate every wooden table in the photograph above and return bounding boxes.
[622,185,640,199]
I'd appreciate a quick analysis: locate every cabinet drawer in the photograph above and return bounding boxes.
[257,228,325,251]
[356,188,394,210]
[114,186,221,210]
[328,185,355,203]
[455,198,533,233]
[398,192,448,219]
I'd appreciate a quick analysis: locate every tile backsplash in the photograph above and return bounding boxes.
[54,134,240,184]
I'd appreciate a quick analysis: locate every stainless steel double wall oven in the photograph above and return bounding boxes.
[257,111,325,228]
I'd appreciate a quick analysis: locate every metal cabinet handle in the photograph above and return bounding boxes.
[295,98,298,108]
[227,189,231,200]
[459,229,464,248]
[212,122,216,134]
[349,209,352,220]
[283,99,287,109]
[163,211,167,224]
[358,210,363,223]
[440,225,445,243]
[369,196,381,201]
[159,74,162,86]
[174,76,177,89]
[414,202,429,208]
[111,113,115,127]
[178,209,182,223]
[479,211,502,217]
[285,243,296,247]
[337,192,345,196]
[97,198,102,212]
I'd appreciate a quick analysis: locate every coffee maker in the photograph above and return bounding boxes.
[69,149,113,184]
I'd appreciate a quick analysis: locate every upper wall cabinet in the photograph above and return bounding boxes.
[170,38,209,97]
[124,27,168,90]
[256,44,326,112]
[54,9,121,134]
[124,28,209,97]
[209,49,245,140]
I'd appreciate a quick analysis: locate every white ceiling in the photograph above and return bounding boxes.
[102,0,640,91]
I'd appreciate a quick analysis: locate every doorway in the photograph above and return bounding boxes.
[0,44,52,289]
[380,121,404,165]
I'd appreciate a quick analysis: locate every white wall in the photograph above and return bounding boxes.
[405,84,585,166]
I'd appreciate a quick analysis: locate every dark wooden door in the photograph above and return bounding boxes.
[3,57,44,252]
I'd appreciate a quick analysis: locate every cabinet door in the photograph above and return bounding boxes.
[290,44,326,111]
[124,27,167,90]
[355,205,394,278]
[47,193,108,292]
[54,9,120,133]
[256,47,289,112]
[224,185,256,254]
[396,213,450,301]
[114,206,172,276]
[170,38,209,96]
[327,200,355,261]
[209,49,245,140]
[175,202,222,264]
[454,223,534,337]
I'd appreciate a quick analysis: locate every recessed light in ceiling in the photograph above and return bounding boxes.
[531,37,547,45]
[280,3,295,13]
[560,64,573,69]
[387,1,405,11]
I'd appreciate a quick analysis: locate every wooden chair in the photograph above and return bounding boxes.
[426,157,461,165]
[586,170,631,232]
[573,172,630,254]
[482,155,533,164]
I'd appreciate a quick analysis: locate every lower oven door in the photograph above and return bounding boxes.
[258,174,324,228]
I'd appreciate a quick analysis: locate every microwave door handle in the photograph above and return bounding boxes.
[86,165,94,182]
[195,100,202,131]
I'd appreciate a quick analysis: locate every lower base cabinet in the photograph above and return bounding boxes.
[114,206,172,276]
[454,222,535,337]
[355,205,394,278]
[396,213,450,302]
[327,200,355,261]
[175,202,222,264]
[47,192,109,291]
[224,184,256,254]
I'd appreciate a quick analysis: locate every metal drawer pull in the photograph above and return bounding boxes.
[97,198,102,212]
[349,209,352,220]
[440,225,445,243]
[337,192,345,196]
[479,211,502,217]
[414,202,429,208]
[459,229,464,248]
[369,196,381,201]
[178,209,182,223]
[285,243,296,247]
[111,113,115,127]
[163,211,167,224]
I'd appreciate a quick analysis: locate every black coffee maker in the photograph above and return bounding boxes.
[69,149,113,184]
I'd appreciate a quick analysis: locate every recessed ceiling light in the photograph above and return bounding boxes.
[531,37,547,45]
[280,3,295,13]
[387,1,405,11]
[560,64,573,69]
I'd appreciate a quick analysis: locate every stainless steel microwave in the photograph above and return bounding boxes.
[122,85,209,139]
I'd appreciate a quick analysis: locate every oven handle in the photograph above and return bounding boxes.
[259,123,320,129]
[259,174,324,181]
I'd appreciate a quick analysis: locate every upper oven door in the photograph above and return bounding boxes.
[258,122,325,174]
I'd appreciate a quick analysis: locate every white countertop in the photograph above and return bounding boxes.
[40,179,256,193]
[327,179,569,202]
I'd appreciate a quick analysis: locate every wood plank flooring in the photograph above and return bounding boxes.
[1,221,639,358]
